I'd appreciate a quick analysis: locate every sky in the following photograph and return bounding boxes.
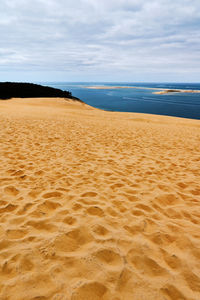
[0,0,200,82]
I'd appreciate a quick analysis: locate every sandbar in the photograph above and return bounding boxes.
[154,89,200,95]
[86,85,200,94]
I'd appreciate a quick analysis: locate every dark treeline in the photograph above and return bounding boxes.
[0,82,82,101]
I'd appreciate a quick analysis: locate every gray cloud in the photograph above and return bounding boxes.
[0,0,200,81]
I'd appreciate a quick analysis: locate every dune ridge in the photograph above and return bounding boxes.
[0,98,200,299]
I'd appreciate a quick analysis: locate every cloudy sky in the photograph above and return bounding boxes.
[0,0,200,82]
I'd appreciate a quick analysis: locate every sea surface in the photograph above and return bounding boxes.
[39,82,200,120]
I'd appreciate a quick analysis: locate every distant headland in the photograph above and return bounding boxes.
[0,82,82,101]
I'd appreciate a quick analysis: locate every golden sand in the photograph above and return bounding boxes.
[0,97,200,300]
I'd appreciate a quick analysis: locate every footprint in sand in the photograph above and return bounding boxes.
[53,227,93,253]
[71,281,108,300]
[63,216,77,225]
[93,248,123,268]
[26,220,57,232]
[92,224,111,240]
[18,255,35,272]
[155,193,180,206]
[4,186,19,196]
[38,200,62,213]
[86,206,104,217]
[127,247,167,277]
[42,191,63,199]
[81,191,98,197]
[0,204,18,214]
[6,229,28,239]
[161,284,187,300]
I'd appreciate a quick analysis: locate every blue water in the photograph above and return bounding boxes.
[39,82,200,120]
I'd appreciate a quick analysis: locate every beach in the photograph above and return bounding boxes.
[0,97,200,299]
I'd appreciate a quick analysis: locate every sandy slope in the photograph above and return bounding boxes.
[0,97,200,300]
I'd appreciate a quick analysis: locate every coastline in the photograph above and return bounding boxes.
[0,97,200,299]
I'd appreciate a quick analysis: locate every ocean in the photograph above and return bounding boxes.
[39,82,200,120]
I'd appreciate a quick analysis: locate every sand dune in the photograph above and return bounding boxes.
[0,97,200,299]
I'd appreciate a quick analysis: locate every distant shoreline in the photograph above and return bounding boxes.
[86,86,200,94]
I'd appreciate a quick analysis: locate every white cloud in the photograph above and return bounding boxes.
[0,0,200,81]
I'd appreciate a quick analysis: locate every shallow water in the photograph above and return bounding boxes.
[39,82,200,120]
